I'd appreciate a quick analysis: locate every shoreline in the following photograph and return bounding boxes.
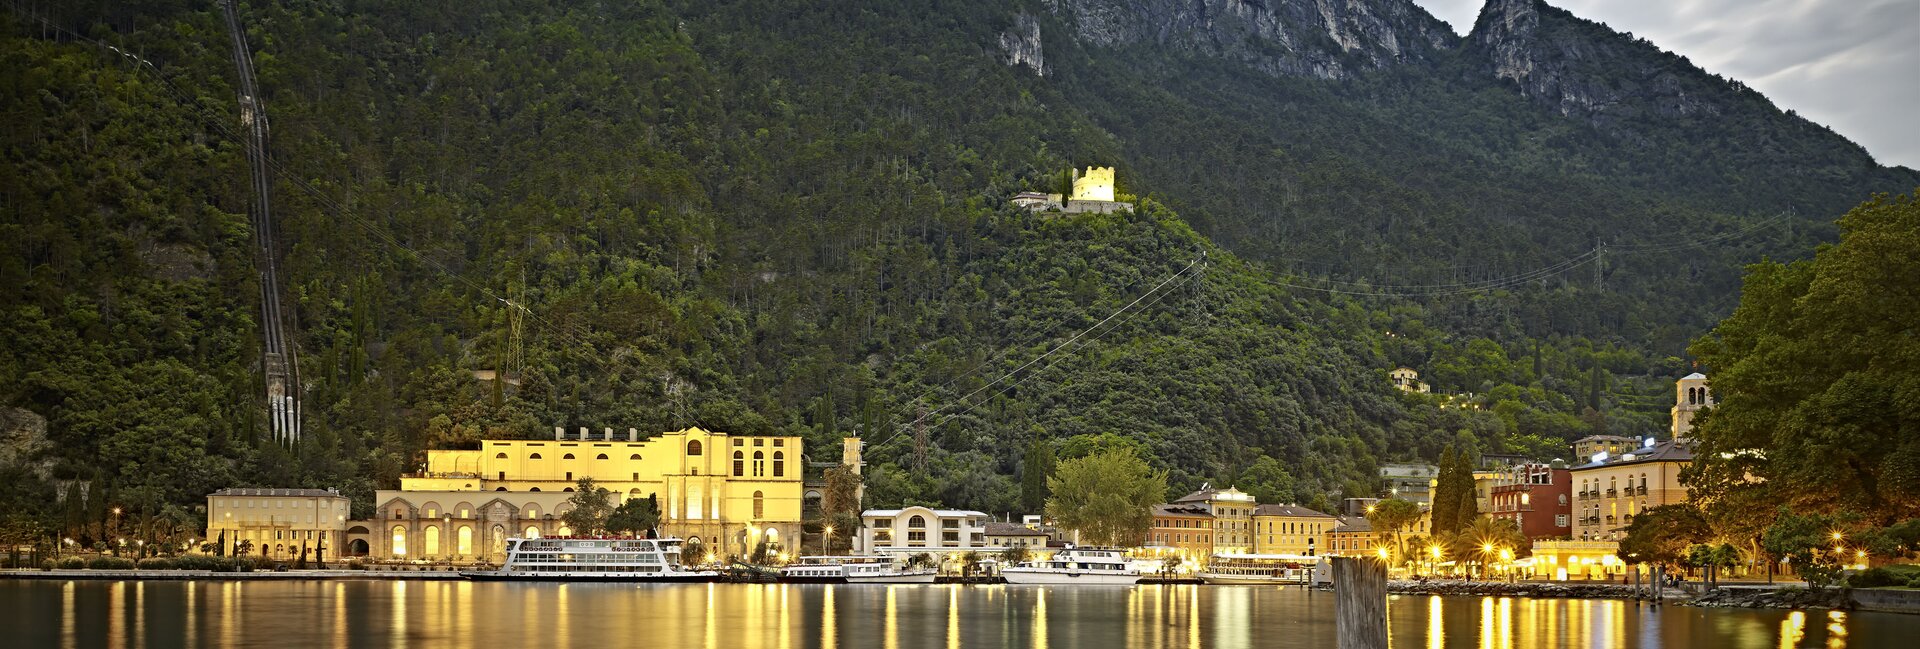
[5,570,1911,613]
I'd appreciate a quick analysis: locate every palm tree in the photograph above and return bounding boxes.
[1459,516,1526,578]
[958,551,983,577]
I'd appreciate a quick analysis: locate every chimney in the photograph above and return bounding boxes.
[554,426,564,441]
[604,427,614,441]
[627,428,639,441]
[578,426,588,441]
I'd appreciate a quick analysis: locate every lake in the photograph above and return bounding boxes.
[0,580,1904,648]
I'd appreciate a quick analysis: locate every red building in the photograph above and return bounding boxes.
[1488,463,1571,539]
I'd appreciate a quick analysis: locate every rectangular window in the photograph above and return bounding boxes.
[1556,515,1569,527]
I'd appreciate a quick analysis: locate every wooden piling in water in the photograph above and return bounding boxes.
[1332,557,1387,649]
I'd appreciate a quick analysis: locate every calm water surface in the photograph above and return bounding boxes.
[0,580,1906,648]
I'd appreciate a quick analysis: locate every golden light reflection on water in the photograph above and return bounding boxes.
[1034,587,1048,649]
[821,585,836,648]
[1782,610,1807,649]
[1429,595,1445,649]
[18,579,1898,648]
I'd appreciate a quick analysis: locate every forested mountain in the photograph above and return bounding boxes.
[2,0,1913,526]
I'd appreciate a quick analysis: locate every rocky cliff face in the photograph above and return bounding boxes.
[1048,0,1456,80]
[1466,0,1732,123]
[999,12,1047,75]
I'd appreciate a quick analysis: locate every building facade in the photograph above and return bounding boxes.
[983,522,1052,549]
[1572,435,1638,464]
[1570,439,1694,541]
[1389,367,1431,393]
[1326,517,1377,557]
[206,488,351,561]
[359,427,804,563]
[1379,463,1438,507]
[857,506,989,557]
[1250,505,1335,556]
[1488,463,1572,540]
[1148,504,1215,558]
[1172,485,1257,554]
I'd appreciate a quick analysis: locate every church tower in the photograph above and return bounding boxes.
[1671,373,1712,437]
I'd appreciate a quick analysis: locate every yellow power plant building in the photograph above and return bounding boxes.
[356,427,803,563]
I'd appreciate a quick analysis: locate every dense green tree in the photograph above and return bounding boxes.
[1237,456,1297,505]
[1619,504,1712,569]
[1688,191,1920,534]
[1019,439,1056,514]
[1366,498,1422,565]
[1044,448,1167,547]
[606,494,661,538]
[560,478,614,537]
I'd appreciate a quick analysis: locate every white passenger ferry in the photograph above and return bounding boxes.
[1001,547,1140,585]
[779,556,939,584]
[462,537,719,582]
[1199,554,1317,585]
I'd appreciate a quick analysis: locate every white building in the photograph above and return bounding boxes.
[856,506,989,557]
[206,488,351,561]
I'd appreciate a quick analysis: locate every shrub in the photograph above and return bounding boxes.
[58,557,86,569]
[136,557,174,570]
[87,557,136,570]
[1848,567,1905,589]
[41,559,57,570]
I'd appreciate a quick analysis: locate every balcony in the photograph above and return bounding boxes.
[1634,486,1649,496]
[1606,488,1618,498]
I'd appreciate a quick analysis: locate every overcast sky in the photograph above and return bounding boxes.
[1412,0,1920,170]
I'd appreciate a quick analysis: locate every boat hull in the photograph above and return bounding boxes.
[1001,570,1140,585]
[844,573,938,584]
[460,571,719,583]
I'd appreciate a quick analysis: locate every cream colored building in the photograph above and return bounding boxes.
[356,427,804,563]
[1571,438,1694,542]
[1389,367,1430,393]
[1251,504,1335,556]
[1173,484,1257,554]
[1572,435,1638,464]
[206,488,351,561]
[857,506,990,557]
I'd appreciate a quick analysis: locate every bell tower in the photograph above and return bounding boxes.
[1671,372,1711,436]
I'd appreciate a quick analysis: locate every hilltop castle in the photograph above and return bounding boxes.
[1012,166,1133,214]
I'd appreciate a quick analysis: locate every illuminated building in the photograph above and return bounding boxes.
[1671,372,1713,436]
[1172,484,1257,554]
[352,427,805,563]
[205,488,350,561]
[856,506,990,557]
[1487,462,1572,540]
[1250,504,1335,556]
[1147,504,1214,559]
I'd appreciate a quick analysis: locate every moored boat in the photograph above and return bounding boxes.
[1198,554,1317,585]
[779,555,938,584]
[1001,547,1140,585]
[461,536,718,582]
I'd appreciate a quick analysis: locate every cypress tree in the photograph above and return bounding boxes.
[1432,447,1459,536]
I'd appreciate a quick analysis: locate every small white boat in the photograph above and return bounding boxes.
[1199,554,1317,585]
[780,555,938,583]
[1002,547,1140,585]
[462,536,718,582]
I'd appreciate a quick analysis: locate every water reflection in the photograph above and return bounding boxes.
[4,580,1907,648]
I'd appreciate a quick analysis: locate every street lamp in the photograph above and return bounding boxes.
[1430,545,1443,576]
[822,526,834,556]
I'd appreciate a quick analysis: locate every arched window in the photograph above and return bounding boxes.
[687,440,703,456]
[390,526,408,557]
[753,451,765,477]
[908,515,926,529]
[753,491,765,519]
[457,526,473,556]
[556,526,573,537]
[596,454,608,460]
[563,453,576,460]
[733,451,745,476]
[773,451,785,477]
[424,525,441,556]
[629,454,642,460]
[529,453,542,460]
[563,488,575,493]
[495,487,507,491]
[495,452,508,459]
[529,487,542,492]
[524,526,541,539]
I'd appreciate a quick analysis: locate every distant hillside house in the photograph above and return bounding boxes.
[1388,367,1430,393]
